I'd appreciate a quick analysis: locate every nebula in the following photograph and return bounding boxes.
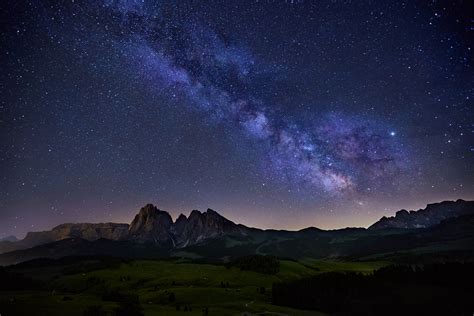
[104,6,408,194]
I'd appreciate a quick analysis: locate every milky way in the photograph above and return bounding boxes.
[1,0,473,237]
[99,2,409,194]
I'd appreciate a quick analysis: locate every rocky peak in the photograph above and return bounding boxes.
[128,204,173,245]
[172,214,188,236]
[175,214,188,227]
[127,206,242,247]
[206,208,219,215]
[203,208,233,229]
[395,209,409,217]
[205,208,224,219]
[173,208,240,246]
[176,214,187,222]
[188,210,202,220]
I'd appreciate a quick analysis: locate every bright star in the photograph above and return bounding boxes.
[389,131,396,136]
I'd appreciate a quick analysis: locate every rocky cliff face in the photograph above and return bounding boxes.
[172,208,245,247]
[369,199,474,230]
[0,222,129,254]
[128,204,174,246]
[128,205,246,247]
[22,222,130,245]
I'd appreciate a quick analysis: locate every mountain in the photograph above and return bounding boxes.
[0,204,252,255]
[0,223,129,254]
[0,236,18,242]
[128,204,251,247]
[0,199,473,265]
[369,199,474,230]
[128,204,174,245]
[179,213,474,261]
[171,208,251,247]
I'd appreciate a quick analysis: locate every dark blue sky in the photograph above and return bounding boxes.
[1,0,473,238]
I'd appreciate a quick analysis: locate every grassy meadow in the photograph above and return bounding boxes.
[0,258,388,315]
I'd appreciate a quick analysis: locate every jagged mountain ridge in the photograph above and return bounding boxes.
[129,204,251,247]
[1,210,473,266]
[1,199,472,258]
[0,204,253,254]
[369,199,474,230]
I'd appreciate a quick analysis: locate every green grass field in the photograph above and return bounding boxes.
[1,259,388,316]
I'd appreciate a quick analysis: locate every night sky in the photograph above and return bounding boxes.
[1,0,473,238]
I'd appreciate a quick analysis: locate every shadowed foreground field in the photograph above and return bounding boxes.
[0,257,387,316]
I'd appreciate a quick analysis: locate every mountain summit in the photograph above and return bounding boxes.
[128,204,247,247]
[129,204,174,245]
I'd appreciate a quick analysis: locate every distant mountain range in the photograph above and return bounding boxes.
[369,199,474,229]
[0,235,18,242]
[0,199,472,265]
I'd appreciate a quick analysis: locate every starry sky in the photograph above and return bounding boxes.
[1,0,473,238]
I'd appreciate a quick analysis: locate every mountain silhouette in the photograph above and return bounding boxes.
[0,199,472,265]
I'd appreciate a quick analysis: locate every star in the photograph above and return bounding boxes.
[0,0,472,236]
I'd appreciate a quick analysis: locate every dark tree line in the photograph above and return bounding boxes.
[272,262,474,316]
[98,289,144,316]
[227,255,280,274]
[0,267,44,290]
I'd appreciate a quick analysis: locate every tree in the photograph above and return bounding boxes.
[168,292,176,303]
[83,305,105,316]
[113,294,144,316]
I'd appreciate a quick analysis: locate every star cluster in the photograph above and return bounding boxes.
[1,0,473,237]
